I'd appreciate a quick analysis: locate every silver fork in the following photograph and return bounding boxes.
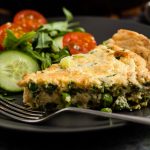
[1,98,150,125]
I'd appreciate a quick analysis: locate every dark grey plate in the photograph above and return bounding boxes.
[1,17,150,133]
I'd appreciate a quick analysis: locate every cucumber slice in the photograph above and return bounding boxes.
[53,36,63,49]
[0,50,39,92]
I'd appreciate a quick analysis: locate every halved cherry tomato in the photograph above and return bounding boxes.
[63,32,97,54]
[13,9,47,31]
[0,22,26,50]
[0,23,12,50]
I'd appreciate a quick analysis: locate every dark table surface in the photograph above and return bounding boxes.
[0,123,150,150]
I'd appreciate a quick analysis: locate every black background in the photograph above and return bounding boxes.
[0,0,148,17]
[0,124,150,150]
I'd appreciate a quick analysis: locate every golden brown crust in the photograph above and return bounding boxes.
[18,44,150,90]
[107,29,150,70]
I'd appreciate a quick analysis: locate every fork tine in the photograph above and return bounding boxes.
[0,106,45,123]
[0,98,45,117]
[0,105,42,120]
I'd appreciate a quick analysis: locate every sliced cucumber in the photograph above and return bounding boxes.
[0,50,39,92]
[53,36,63,49]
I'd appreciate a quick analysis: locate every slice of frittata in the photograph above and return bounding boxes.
[18,43,150,112]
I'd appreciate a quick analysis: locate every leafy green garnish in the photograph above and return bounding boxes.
[35,32,52,49]
[3,7,85,70]
[3,30,52,69]
[39,22,69,33]
[4,30,36,50]
[51,47,70,63]
[63,7,73,22]
[31,7,83,67]
[38,7,85,38]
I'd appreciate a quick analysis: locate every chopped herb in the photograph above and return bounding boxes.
[44,84,57,94]
[28,82,38,92]
[106,74,117,77]
[102,40,108,45]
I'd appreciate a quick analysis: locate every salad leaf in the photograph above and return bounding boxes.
[4,30,52,69]
[51,47,70,63]
[3,30,18,49]
[39,21,68,32]
[4,30,36,50]
[63,7,73,22]
[35,32,52,49]
[40,52,52,70]
[38,8,85,38]
[2,7,86,70]
[25,48,52,70]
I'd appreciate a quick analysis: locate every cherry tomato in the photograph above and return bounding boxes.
[0,22,26,50]
[0,23,12,50]
[13,9,47,31]
[63,32,97,54]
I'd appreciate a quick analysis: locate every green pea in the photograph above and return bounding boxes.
[61,92,71,103]
[100,108,112,113]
